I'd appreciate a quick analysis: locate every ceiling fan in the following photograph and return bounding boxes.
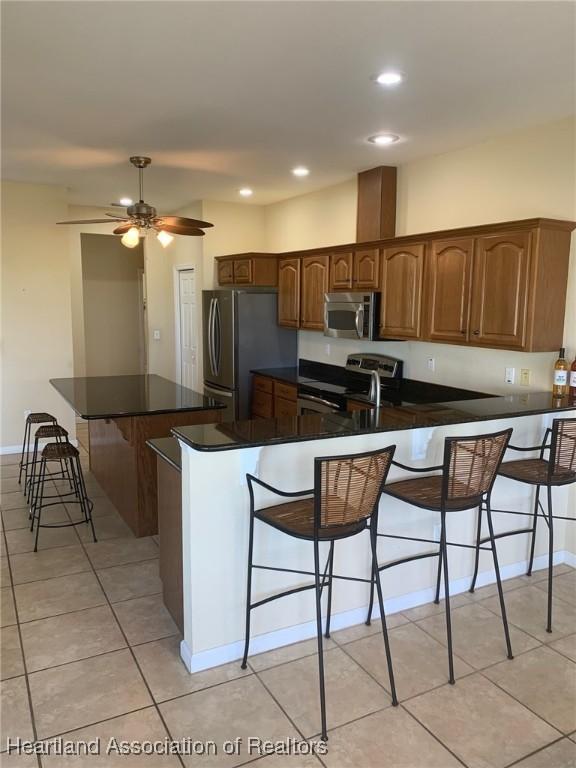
[57,156,213,248]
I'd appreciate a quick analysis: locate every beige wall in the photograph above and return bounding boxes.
[81,233,144,376]
[296,117,576,396]
[1,182,76,448]
[264,177,357,252]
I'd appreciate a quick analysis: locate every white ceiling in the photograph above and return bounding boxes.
[2,1,574,210]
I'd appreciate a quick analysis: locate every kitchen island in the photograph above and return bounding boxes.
[172,391,575,673]
[51,374,225,537]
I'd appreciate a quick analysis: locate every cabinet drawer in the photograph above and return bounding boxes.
[274,381,297,401]
[252,389,273,418]
[217,260,234,285]
[274,396,297,418]
[233,259,253,284]
[253,375,273,394]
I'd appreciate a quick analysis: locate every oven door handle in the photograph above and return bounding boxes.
[355,306,365,339]
[298,394,339,409]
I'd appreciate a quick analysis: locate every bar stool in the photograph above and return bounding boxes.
[367,427,513,687]
[27,424,73,507]
[241,445,398,741]
[31,441,97,552]
[470,417,576,633]
[19,412,56,488]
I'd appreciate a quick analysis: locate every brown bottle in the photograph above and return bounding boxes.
[570,352,576,399]
[553,347,569,397]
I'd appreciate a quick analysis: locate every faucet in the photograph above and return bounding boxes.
[369,369,381,409]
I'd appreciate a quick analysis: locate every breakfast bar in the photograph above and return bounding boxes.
[51,374,224,537]
[172,393,575,674]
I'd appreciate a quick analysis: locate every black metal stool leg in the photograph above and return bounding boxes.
[27,435,40,508]
[526,486,540,577]
[434,539,443,604]
[469,504,483,592]
[440,510,455,684]
[365,561,375,626]
[324,541,335,639]
[313,538,328,742]
[19,419,30,486]
[486,500,513,658]
[546,485,554,633]
[371,526,398,706]
[33,459,47,552]
[241,507,255,670]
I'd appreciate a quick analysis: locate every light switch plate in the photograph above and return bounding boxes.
[153,329,161,340]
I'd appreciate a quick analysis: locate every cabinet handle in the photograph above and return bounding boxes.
[472,330,480,336]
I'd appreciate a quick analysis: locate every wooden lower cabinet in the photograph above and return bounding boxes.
[278,257,301,327]
[347,399,371,412]
[301,254,329,330]
[380,243,425,339]
[251,375,297,418]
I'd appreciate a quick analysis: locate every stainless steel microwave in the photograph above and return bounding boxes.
[324,292,380,340]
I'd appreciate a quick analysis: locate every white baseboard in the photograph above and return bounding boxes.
[180,550,572,674]
[1,440,79,456]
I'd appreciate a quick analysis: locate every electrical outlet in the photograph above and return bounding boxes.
[520,368,531,387]
[427,357,435,372]
[153,329,161,340]
[505,367,515,384]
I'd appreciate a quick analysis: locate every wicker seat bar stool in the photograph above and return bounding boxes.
[241,445,398,741]
[470,417,576,633]
[27,423,73,508]
[366,427,513,687]
[18,412,57,488]
[31,441,96,552]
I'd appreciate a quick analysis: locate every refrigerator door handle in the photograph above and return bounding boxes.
[204,383,233,398]
[213,298,222,375]
[208,298,216,376]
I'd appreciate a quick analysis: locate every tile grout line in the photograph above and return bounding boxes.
[504,735,572,768]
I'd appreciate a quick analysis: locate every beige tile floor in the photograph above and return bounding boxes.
[1,446,576,767]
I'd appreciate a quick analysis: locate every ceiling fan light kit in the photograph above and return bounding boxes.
[57,156,213,248]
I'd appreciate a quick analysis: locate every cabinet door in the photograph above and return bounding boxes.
[427,238,473,342]
[274,396,297,418]
[353,248,380,289]
[380,243,425,339]
[278,258,301,328]
[233,258,253,284]
[301,254,329,331]
[469,232,531,349]
[217,260,233,285]
[329,252,353,291]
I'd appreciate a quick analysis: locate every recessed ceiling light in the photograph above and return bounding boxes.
[239,187,253,197]
[119,197,133,206]
[367,133,400,146]
[292,166,310,177]
[374,71,403,86]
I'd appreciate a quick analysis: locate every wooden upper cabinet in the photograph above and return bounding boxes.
[217,260,233,285]
[469,232,530,349]
[354,248,380,289]
[232,258,252,284]
[426,238,474,343]
[301,254,329,330]
[329,252,353,291]
[380,243,425,339]
[278,257,301,328]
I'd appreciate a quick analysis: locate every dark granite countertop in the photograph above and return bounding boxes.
[51,375,227,420]
[172,392,576,452]
[147,437,181,472]
[251,367,302,385]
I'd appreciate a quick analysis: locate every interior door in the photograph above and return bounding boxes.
[178,270,197,389]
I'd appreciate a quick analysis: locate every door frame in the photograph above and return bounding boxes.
[173,265,199,390]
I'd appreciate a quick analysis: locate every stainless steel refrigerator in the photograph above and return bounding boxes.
[203,289,297,420]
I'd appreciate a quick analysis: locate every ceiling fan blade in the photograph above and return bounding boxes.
[105,212,129,219]
[113,223,134,235]
[156,223,206,236]
[57,219,120,225]
[155,215,213,229]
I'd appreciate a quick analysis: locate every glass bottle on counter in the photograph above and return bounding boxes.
[553,347,569,397]
[570,352,576,399]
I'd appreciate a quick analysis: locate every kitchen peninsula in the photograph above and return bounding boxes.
[51,374,225,536]
[172,393,575,674]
